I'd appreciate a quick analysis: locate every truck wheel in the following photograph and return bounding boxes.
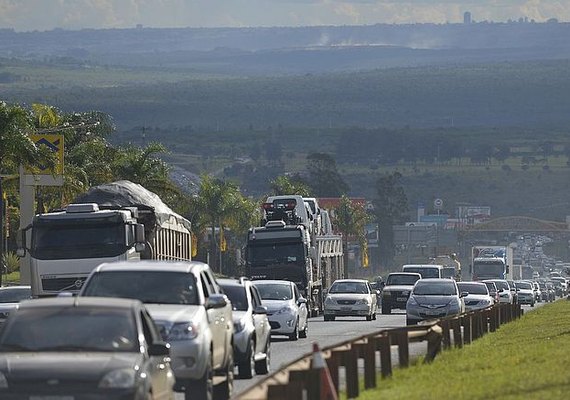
[187,354,213,400]
[255,340,270,375]
[289,321,299,341]
[238,340,255,379]
[381,305,391,315]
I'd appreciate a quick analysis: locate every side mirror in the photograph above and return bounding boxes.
[148,342,170,357]
[297,297,307,305]
[460,292,469,298]
[134,224,146,252]
[16,228,28,257]
[206,294,228,310]
[254,306,267,315]
[376,290,381,296]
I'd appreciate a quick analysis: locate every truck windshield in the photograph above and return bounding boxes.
[473,261,504,277]
[32,219,126,260]
[247,243,305,267]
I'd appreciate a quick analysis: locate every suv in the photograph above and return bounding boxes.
[218,278,271,379]
[381,272,422,314]
[80,261,234,400]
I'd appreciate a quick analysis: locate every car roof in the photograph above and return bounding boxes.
[388,272,422,277]
[93,260,210,274]
[403,264,444,268]
[218,278,246,287]
[251,280,293,286]
[17,296,142,310]
[415,278,456,284]
[332,279,369,284]
[458,281,486,286]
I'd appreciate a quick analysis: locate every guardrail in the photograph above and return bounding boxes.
[234,302,522,400]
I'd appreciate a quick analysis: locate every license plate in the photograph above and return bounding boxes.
[30,396,74,400]
[425,310,440,316]
[396,297,407,302]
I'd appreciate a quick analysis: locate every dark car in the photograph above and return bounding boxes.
[381,272,422,314]
[0,297,174,400]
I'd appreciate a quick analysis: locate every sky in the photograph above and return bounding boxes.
[0,0,567,31]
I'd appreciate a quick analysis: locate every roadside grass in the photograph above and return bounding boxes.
[352,301,570,400]
[2,272,21,285]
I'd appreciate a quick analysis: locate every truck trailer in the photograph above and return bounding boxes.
[18,180,192,297]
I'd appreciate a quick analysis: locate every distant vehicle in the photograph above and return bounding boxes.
[471,245,514,281]
[514,281,535,307]
[402,264,445,279]
[482,281,500,304]
[253,280,308,341]
[457,282,494,312]
[538,281,552,302]
[531,281,542,302]
[550,277,568,295]
[0,286,32,324]
[483,279,513,304]
[507,280,518,304]
[380,272,422,314]
[406,279,466,325]
[323,279,378,321]
[80,261,234,400]
[218,278,271,379]
[0,297,175,399]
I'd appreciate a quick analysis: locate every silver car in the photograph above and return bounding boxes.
[80,261,234,400]
[253,280,308,341]
[457,282,494,312]
[0,286,32,324]
[218,278,271,379]
[324,279,378,321]
[406,278,466,325]
[515,281,535,306]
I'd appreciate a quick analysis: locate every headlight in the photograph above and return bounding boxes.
[382,291,391,297]
[407,296,418,306]
[234,319,246,332]
[324,296,335,305]
[356,298,370,305]
[168,322,200,341]
[0,372,8,389]
[479,299,491,306]
[275,305,295,315]
[99,368,136,388]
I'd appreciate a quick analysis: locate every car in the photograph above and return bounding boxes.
[406,278,466,325]
[457,281,494,311]
[483,279,513,304]
[323,279,378,321]
[544,281,556,301]
[550,277,568,295]
[252,280,308,341]
[538,281,551,301]
[531,281,542,302]
[0,285,32,324]
[482,281,500,304]
[507,280,518,304]
[550,279,564,297]
[402,264,445,279]
[218,278,271,379]
[80,261,234,400]
[380,272,422,314]
[514,281,535,307]
[0,296,175,400]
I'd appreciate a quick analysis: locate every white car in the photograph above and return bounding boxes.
[324,279,378,321]
[252,280,308,341]
[483,279,513,304]
[457,282,494,312]
[515,281,536,307]
[80,261,234,400]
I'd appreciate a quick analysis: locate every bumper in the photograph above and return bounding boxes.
[407,306,459,322]
[168,337,209,381]
[0,388,146,400]
[517,295,534,305]
[267,313,297,335]
[324,304,372,317]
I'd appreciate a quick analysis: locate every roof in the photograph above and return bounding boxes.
[415,278,456,284]
[387,272,422,277]
[218,278,245,287]
[18,296,141,310]
[93,260,208,274]
[332,279,369,284]
[251,280,294,286]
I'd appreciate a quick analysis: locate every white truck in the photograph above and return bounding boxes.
[471,245,514,281]
[246,195,344,316]
[17,180,192,297]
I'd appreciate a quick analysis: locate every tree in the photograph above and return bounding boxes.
[373,172,409,267]
[269,175,311,197]
[306,152,349,197]
[333,196,371,277]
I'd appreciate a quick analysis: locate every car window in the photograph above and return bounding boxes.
[200,272,213,298]
[413,282,457,296]
[0,288,32,303]
[204,269,220,294]
[221,285,248,311]
[0,306,138,353]
[516,282,532,290]
[293,284,300,300]
[250,286,262,308]
[493,280,509,290]
[82,271,199,305]
[255,283,293,300]
[458,283,488,295]
[387,274,420,286]
[141,309,162,344]
[329,281,368,294]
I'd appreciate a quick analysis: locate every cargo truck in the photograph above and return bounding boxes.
[17,180,192,297]
[471,245,514,281]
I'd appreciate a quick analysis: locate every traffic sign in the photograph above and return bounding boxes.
[26,134,64,175]
[434,198,443,209]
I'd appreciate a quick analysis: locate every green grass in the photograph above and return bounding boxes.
[356,301,570,400]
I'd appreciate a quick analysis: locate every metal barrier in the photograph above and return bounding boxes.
[234,302,522,400]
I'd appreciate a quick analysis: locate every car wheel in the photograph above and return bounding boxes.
[289,320,299,341]
[238,340,255,379]
[299,320,308,338]
[372,311,377,320]
[187,353,213,400]
[255,339,271,375]
[531,301,535,307]
[216,350,234,400]
[381,305,391,315]
[366,314,372,321]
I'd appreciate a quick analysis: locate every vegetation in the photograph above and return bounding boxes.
[333,196,371,274]
[356,300,570,400]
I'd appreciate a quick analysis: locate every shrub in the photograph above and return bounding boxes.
[2,252,20,274]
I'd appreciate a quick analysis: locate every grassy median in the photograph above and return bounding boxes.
[356,300,570,400]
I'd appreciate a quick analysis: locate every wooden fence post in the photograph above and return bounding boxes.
[462,314,472,344]
[377,334,392,378]
[452,317,463,348]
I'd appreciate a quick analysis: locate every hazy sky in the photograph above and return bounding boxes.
[0,0,566,31]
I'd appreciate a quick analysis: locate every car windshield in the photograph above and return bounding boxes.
[386,274,420,286]
[484,282,496,292]
[254,283,293,300]
[82,271,199,305]
[0,288,32,303]
[220,285,248,311]
[0,306,137,352]
[403,267,440,279]
[329,281,368,294]
[516,282,532,290]
[413,281,457,296]
[457,283,488,295]
[492,280,509,290]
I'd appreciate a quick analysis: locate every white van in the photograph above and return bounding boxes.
[402,264,445,279]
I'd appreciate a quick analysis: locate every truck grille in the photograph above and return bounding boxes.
[41,277,87,291]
